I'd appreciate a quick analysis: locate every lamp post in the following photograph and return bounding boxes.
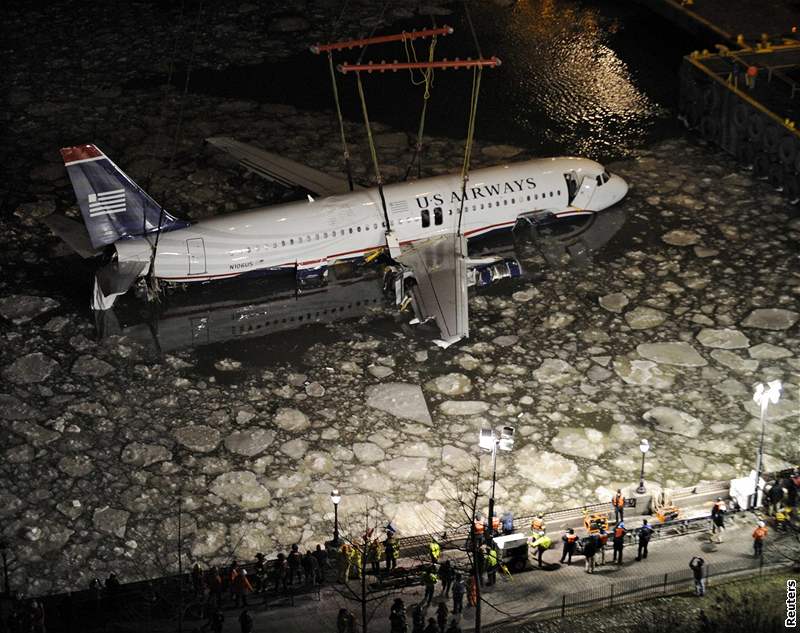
[479,426,515,538]
[636,439,650,494]
[752,380,782,510]
[330,489,341,547]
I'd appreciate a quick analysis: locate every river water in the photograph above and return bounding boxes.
[188,0,704,161]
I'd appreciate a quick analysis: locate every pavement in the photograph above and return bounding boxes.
[211,507,786,633]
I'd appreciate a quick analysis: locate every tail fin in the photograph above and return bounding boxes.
[60,144,188,249]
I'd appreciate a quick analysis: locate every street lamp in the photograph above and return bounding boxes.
[330,489,342,547]
[636,439,650,494]
[752,380,782,510]
[479,426,515,538]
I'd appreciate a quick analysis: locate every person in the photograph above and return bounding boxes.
[452,573,465,614]
[597,528,608,566]
[385,534,399,571]
[313,544,328,583]
[530,514,546,536]
[273,553,288,592]
[301,550,314,585]
[711,498,726,543]
[612,490,625,523]
[288,543,302,585]
[439,559,454,596]
[228,561,240,602]
[791,470,800,508]
[337,608,355,633]
[436,602,449,633]
[776,506,792,532]
[349,543,362,580]
[501,511,514,535]
[467,573,478,608]
[29,599,45,633]
[766,481,785,516]
[752,520,768,557]
[745,65,758,90]
[531,532,552,567]
[338,544,352,582]
[429,537,441,564]
[232,568,253,607]
[559,528,578,565]
[583,534,598,573]
[423,567,438,606]
[689,556,705,596]
[475,544,485,586]
[486,546,498,586]
[367,538,381,574]
[209,608,225,633]
[424,617,439,633]
[445,620,462,633]
[253,553,267,593]
[207,566,223,608]
[411,604,425,633]
[612,521,626,564]
[636,520,654,561]
[390,598,407,633]
[191,563,205,598]
[105,572,121,609]
[239,608,254,633]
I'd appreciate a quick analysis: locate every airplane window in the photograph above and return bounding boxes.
[448,209,452,215]
[596,175,602,186]
[534,194,538,200]
[472,205,476,212]
[273,242,277,248]
[602,171,610,183]
[315,234,319,240]
[357,226,361,232]
[434,207,443,225]
[557,190,560,196]
[511,198,515,204]
[281,240,285,246]
[421,209,430,228]
[481,204,484,210]
[374,223,378,229]
[503,199,508,206]
[306,235,311,241]
[349,228,353,234]
[365,225,369,231]
[526,195,530,202]
[549,192,553,197]
[381,222,385,227]
[290,238,294,245]
[488,202,492,208]
[298,236,303,243]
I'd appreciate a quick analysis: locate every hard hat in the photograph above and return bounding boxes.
[618,521,625,528]
[716,497,722,501]
[758,520,765,527]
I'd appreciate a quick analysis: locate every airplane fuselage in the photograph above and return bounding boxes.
[115,157,627,281]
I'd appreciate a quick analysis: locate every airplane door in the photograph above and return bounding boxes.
[187,238,206,275]
[570,175,596,209]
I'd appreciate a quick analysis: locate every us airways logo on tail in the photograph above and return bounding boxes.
[88,189,126,217]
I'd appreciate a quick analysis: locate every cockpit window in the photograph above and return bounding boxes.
[602,171,610,183]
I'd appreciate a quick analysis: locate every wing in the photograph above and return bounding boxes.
[397,233,469,348]
[205,137,358,198]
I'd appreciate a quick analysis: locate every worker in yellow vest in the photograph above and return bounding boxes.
[485,547,499,586]
[429,537,441,564]
[530,533,552,567]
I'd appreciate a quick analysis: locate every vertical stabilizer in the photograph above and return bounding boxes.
[60,144,187,248]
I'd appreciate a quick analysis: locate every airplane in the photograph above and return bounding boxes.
[54,138,628,346]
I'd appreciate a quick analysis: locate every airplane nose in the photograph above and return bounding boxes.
[611,173,628,202]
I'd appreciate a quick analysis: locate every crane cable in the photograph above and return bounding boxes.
[327,51,355,191]
[403,19,437,181]
[356,71,391,231]
[456,1,484,236]
[325,0,355,191]
[146,0,205,298]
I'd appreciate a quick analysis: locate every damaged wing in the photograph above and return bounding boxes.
[42,214,101,259]
[397,233,469,348]
[205,136,358,198]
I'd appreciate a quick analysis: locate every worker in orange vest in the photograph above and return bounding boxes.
[752,520,768,557]
[232,568,253,607]
[597,528,609,566]
[559,528,578,565]
[612,489,625,523]
[530,514,546,536]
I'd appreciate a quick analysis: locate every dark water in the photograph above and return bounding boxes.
[182,0,704,161]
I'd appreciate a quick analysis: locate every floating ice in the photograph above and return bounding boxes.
[661,229,700,246]
[643,406,704,438]
[366,382,432,424]
[696,328,750,349]
[741,308,799,330]
[637,342,707,367]
[625,306,668,329]
[599,292,629,313]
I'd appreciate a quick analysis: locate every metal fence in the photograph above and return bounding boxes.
[487,554,789,628]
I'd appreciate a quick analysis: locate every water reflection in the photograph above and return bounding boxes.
[97,209,626,356]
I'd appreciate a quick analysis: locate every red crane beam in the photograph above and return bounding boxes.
[310,26,454,54]
[337,57,502,74]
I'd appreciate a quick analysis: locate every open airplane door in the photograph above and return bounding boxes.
[570,173,597,209]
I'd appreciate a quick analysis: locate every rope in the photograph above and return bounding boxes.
[456,0,484,236]
[147,0,205,294]
[327,52,355,191]
[355,71,391,230]
[403,20,437,181]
